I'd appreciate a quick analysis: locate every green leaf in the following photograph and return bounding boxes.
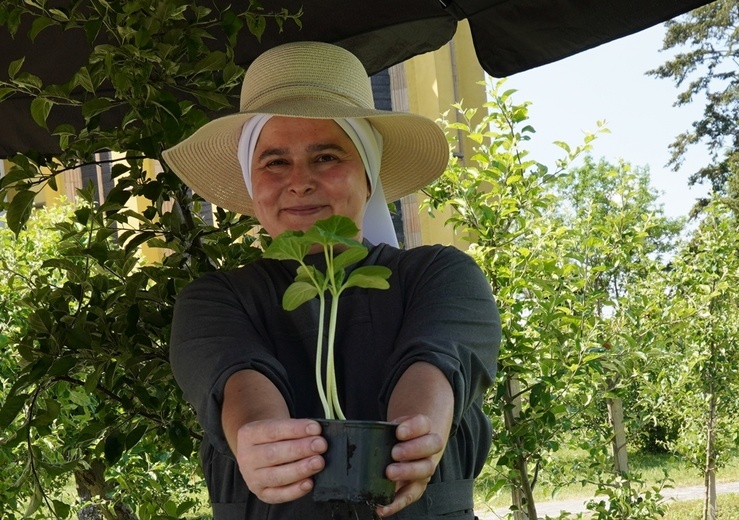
[81,97,113,119]
[332,244,368,273]
[30,97,53,129]
[47,357,77,378]
[6,189,36,235]
[195,51,228,72]
[193,90,231,110]
[282,281,319,311]
[126,424,148,450]
[73,67,95,93]
[245,15,267,42]
[263,233,310,261]
[0,393,30,429]
[52,500,71,519]
[295,265,325,287]
[304,215,361,247]
[8,57,25,79]
[0,86,15,102]
[29,16,56,41]
[0,164,36,188]
[343,266,392,290]
[104,429,126,464]
[168,421,194,457]
[124,231,156,253]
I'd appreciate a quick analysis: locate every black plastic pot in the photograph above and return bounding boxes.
[313,419,397,504]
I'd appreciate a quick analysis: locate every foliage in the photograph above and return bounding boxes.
[263,215,391,420]
[648,0,738,212]
[426,79,694,519]
[651,201,739,472]
[585,472,669,520]
[1,202,74,516]
[426,79,628,518]
[0,186,264,518]
[0,1,295,517]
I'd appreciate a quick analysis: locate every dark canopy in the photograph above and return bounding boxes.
[0,0,714,158]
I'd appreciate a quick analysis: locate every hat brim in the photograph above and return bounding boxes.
[162,99,449,216]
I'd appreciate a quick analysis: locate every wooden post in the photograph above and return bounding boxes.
[703,385,717,520]
[607,396,629,477]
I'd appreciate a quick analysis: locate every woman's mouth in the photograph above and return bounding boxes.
[281,205,328,216]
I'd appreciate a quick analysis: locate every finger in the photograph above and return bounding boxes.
[386,457,437,483]
[393,414,431,441]
[252,451,325,491]
[243,418,322,445]
[391,432,444,463]
[375,480,427,518]
[255,474,317,504]
[247,434,327,469]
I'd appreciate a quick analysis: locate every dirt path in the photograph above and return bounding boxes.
[476,481,739,519]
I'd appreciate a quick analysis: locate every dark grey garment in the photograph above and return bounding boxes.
[170,242,501,519]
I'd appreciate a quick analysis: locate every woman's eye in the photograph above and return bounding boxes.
[265,159,288,168]
[316,154,337,163]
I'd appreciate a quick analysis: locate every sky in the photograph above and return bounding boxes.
[499,23,711,219]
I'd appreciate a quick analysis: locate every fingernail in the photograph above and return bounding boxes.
[396,425,409,438]
[306,422,321,435]
[391,445,403,460]
[311,437,326,452]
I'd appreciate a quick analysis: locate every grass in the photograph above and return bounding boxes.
[663,493,739,519]
[46,449,739,519]
[476,448,739,514]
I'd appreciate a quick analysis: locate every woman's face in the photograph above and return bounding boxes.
[251,117,369,240]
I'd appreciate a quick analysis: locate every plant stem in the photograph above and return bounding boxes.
[315,292,331,419]
[324,244,346,420]
[326,287,346,420]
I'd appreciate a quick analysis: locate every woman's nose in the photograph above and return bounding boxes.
[287,164,315,195]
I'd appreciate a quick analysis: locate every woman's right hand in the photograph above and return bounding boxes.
[234,418,327,503]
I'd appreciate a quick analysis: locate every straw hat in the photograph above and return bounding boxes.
[162,41,449,216]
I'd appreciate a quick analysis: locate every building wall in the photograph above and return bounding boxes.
[397,20,486,249]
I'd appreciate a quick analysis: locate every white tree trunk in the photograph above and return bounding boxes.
[703,388,717,520]
[607,397,629,477]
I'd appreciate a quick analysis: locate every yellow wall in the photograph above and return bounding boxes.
[403,21,486,249]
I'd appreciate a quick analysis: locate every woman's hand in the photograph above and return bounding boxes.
[222,370,327,503]
[234,418,327,503]
[376,414,445,517]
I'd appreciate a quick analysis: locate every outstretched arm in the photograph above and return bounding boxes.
[222,369,327,503]
[378,361,454,518]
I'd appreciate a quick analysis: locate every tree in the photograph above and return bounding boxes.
[426,81,661,520]
[426,82,682,519]
[640,200,739,520]
[648,0,739,212]
[0,1,298,517]
[549,157,682,519]
[0,202,74,517]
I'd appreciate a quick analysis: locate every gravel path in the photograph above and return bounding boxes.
[476,481,739,519]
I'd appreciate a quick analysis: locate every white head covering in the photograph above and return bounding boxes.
[237,115,399,247]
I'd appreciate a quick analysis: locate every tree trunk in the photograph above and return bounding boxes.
[503,375,538,520]
[703,386,717,520]
[607,397,629,477]
[75,460,138,520]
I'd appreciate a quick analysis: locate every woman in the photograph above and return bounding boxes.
[164,41,500,519]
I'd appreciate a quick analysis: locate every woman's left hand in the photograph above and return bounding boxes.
[375,414,445,518]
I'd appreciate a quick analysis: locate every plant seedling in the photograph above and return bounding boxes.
[263,215,392,419]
